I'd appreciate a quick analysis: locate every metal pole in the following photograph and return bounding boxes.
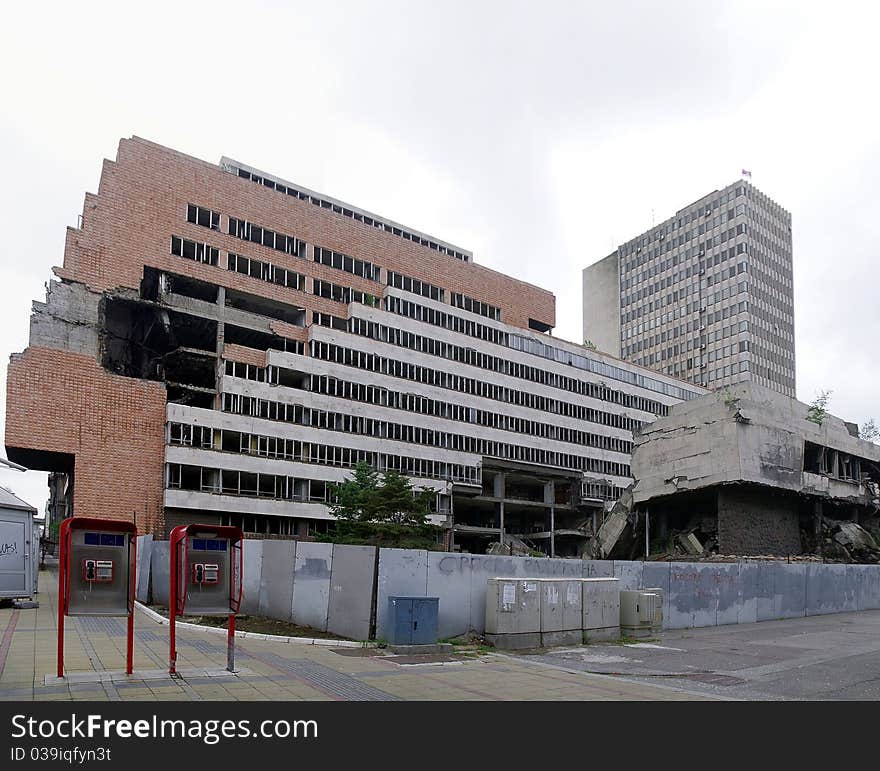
[126,533,136,675]
[550,507,555,557]
[645,508,650,560]
[169,542,177,675]
[56,539,66,679]
[227,614,236,672]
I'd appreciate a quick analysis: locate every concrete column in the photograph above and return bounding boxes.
[550,506,555,557]
[814,500,823,557]
[498,501,505,546]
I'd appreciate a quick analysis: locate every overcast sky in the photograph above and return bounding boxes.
[1,0,878,512]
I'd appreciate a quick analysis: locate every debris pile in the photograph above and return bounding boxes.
[821,518,880,563]
[486,535,534,557]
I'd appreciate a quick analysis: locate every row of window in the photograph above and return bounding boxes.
[228,217,304,258]
[168,463,330,502]
[308,340,652,432]
[187,203,221,231]
[227,356,642,438]
[168,422,480,484]
[386,295,509,346]
[314,246,381,282]
[348,317,686,412]
[307,373,633,454]
[450,292,501,321]
[387,271,445,302]
[231,165,471,262]
[219,392,632,478]
[171,236,219,266]
[227,252,306,291]
[312,278,381,308]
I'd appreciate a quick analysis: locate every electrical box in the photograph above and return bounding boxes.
[620,590,660,638]
[539,579,583,647]
[65,527,133,616]
[485,578,542,649]
[582,577,621,642]
[387,596,439,645]
[642,586,665,630]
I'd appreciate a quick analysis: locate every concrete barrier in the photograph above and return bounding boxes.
[150,541,170,607]
[258,540,296,621]
[327,545,376,641]
[291,542,333,631]
[137,539,880,640]
[240,539,263,615]
[136,534,153,604]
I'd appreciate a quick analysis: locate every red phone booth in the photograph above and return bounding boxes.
[169,524,243,675]
[57,517,137,678]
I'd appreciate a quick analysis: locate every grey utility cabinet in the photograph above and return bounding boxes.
[387,596,439,645]
[0,487,37,600]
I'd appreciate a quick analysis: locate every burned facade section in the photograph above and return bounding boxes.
[626,383,880,561]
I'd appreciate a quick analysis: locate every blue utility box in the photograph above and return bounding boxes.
[387,596,439,645]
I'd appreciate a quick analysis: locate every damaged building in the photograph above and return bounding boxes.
[4,137,706,550]
[626,382,880,560]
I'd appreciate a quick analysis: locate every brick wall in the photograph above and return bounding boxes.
[716,485,802,556]
[62,137,556,332]
[5,347,167,534]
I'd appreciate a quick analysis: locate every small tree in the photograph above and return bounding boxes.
[806,390,832,425]
[323,462,442,548]
[861,418,880,443]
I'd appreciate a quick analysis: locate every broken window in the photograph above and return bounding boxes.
[186,204,220,231]
[228,217,304,257]
[314,246,381,281]
[171,235,219,266]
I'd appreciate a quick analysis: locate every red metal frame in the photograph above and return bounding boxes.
[57,517,137,679]
[168,524,243,675]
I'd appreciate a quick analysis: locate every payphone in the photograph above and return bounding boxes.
[57,517,137,677]
[169,524,243,674]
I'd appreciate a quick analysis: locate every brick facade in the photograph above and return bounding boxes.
[5,137,555,536]
[5,346,167,533]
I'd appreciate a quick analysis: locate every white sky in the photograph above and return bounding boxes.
[1,1,878,512]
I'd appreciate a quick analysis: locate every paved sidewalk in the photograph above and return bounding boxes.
[0,568,708,702]
[525,608,880,700]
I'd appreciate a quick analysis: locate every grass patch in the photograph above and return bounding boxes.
[149,606,351,641]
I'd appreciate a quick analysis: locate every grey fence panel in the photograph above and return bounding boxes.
[427,552,473,639]
[258,540,296,621]
[582,560,615,578]
[327,545,376,641]
[136,535,153,604]
[737,562,759,624]
[714,563,741,626]
[240,539,264,615]
[613,560,644,590]
[149,541,170,608]
[863,566,880,610]
[776,563,807,619]
[291,541,333,631]
[376,548,428,640]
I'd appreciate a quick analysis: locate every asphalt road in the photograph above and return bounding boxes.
[521,609,880,700]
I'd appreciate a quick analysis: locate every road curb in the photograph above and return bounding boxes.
[134,601,372,648]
